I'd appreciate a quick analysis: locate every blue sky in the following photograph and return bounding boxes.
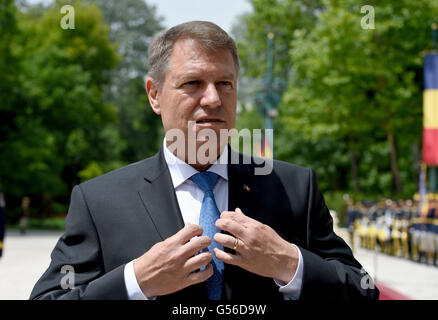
[146,0,252,33]
[27,0,253,34]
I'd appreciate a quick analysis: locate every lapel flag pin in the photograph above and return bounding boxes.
[243,184,251,192]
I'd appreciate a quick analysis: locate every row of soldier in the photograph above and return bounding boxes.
[345,196,438,266]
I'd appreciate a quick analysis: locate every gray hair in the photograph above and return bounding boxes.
[147,21,240,88]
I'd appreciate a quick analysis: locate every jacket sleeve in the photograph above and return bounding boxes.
[298,169,379,300]
[29,185,129,300]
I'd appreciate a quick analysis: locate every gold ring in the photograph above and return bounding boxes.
[233,237,239,251]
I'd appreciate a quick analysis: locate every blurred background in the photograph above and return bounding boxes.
[0,0,438,300]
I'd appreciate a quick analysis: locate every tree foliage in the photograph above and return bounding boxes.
[87,0,164,162]
[2,0,437,217]
[0,0,164,215]
[236,0,438,198]
[0,0,119,213]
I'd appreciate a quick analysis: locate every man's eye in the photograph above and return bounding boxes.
[185,80,200,86]
[218,81,232,87]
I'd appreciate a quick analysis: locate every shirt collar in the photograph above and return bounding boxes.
[162,138,228,189]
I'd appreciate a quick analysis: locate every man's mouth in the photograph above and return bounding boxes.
[196,119,223,123]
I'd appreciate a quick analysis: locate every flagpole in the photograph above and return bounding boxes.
[429,23,437,193]
[419,162,428,217]
[265,32,276,159]
[432,23,437,51]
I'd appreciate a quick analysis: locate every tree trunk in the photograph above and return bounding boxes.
[349,146,360,193]
[387,131,403,194]
[411,141,421,177]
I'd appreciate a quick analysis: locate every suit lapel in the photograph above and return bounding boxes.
[138,149,185,241]
[227,148,260,220]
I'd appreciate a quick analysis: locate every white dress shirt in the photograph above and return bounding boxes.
[124,141,304,300]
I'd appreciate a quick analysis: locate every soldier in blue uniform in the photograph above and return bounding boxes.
[426,196,438,266]
[404,200,415,259]
[344,199,363,253]
[409,198,423,262]
[433,204,438,266]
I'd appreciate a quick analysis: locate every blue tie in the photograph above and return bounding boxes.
[190,171,224,300]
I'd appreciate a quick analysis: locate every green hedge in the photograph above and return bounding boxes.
[9,218,66,231]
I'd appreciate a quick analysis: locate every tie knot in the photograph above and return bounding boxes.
[190,172,219,192]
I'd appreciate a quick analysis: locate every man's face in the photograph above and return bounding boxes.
[146,38,237,164]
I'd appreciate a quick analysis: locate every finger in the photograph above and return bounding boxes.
[219,210,236,219]
[235,207,246,218]
[220,208,253,226]
[182,235,211,258]
[234,207,254,223]
[186,263,213,285]
[214,248,242,266]
[174,223,203,244]
[215,217,246,238]
[183,251,213,273]
[214,233,240,251]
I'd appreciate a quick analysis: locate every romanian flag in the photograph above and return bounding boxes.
[422,53,438,165]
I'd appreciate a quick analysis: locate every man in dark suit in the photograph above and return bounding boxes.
[30,21,378,300]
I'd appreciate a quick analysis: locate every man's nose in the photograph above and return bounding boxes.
[200,83,221,108]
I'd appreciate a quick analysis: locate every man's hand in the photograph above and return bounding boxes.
[134,223,213,298]
[214,208,298,284]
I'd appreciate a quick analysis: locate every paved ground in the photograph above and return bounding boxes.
[336,228,438,300]
[354,246,438,299]
[0,228,437,300]
[0,230,63,300]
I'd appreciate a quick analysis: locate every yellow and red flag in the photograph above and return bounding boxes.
[422,53,438,165]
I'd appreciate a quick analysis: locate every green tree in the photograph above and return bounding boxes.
[236,0,324,80]
[0,0,22,160]
[0,0,119,214]
[235,0,438,198]
[232,0,325,159]
[285,0,438,196]
[88,0,164,162]
[233,0,351,192]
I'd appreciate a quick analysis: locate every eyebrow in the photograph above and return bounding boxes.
[177,72,236,82]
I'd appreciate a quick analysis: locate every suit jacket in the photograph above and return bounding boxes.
[30,147,379,300]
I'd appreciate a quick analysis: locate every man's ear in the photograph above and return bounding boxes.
[145,77,161,115]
